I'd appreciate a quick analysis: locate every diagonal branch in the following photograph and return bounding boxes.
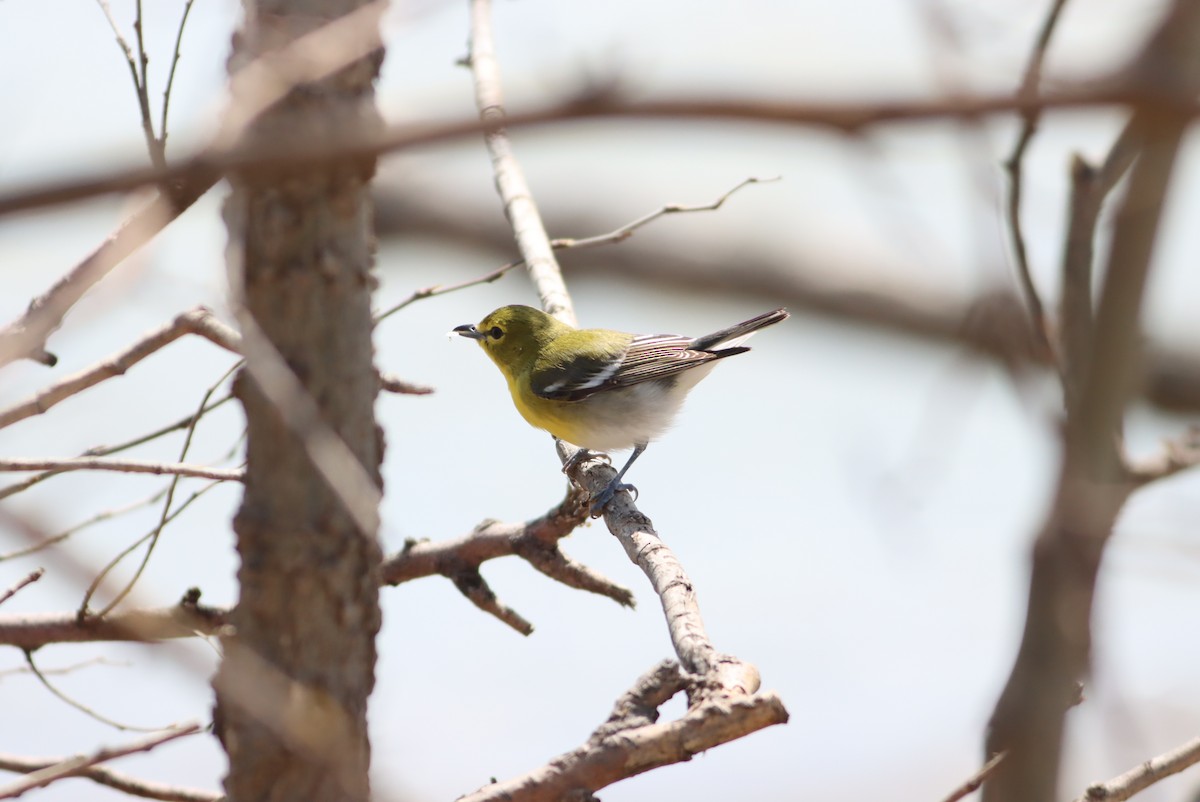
[0,751,220,802]
[467,0,775,704]
[0,2,388,371]
[459,660,787,802]
[0,307,240,430]
[466,0,574,325]
[0,723,202,800]
[1071,735,1200,802]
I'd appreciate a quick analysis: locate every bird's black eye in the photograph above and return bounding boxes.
[489,326,504,340]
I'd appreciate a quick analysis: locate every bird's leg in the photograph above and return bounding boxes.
[590,442,647,515]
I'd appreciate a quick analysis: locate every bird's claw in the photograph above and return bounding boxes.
[562,448,611,475]
[589,480,638,517]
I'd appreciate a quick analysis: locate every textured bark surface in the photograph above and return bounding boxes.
[213,2,384,801]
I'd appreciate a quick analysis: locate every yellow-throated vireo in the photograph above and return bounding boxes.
[454,305,789,512]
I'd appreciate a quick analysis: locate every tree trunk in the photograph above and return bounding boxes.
[213,2,385,800]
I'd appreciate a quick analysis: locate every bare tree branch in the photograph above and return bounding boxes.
[0,458,242,483]
[0,569,44,608]
[563,440,759,695]
[0,2,388,370]
[0,307,241,430]
[984,3,1200,800]
[159,0,198,152]
[0,84,1182,221]
[459,661,788,802]
[1072,735,1200,802]
[467,0,574,325]
[377,374,434,395]
[0,723,202,800]
[1002,0,1071,356]
[0,394,234,504]
[941,752,1007,802]
[23,650,164,733]
[383,489,634,631]
[373,183,1200,414]
[0,600,227,650]
[0,751,220,802]
[1060,119,1141,414]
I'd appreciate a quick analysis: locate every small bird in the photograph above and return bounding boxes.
[453,305,789,512]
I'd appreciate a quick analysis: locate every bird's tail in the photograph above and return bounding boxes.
[690,308,789,351]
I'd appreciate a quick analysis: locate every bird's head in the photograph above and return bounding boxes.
[453,305,569,374]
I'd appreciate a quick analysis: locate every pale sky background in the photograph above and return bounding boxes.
[3,1,1200,801]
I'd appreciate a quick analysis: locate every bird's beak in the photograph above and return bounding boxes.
[453,324,486,341]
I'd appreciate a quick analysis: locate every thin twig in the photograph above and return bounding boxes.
[0,492,165,561]
[941,751,1007,802]
[78,481,225,619]
[1072,735,1200,802]
[133,0,166,168]
[0,656,130,680]
[23,650,168,733]
[0,751,220,802]
[89,362,241,618]
[374,259,522,325]
[0,458,243,483]
[0,307,241,430]
[0,569,44,608]
[375,175,774,326]
[0,3,386,369]
[0,393,233,504]
[1002,0,1071,358]
[549,175,780,250]
[160,0,198,152]
[0,722,202,800]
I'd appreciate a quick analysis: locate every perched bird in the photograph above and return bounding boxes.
[453,305,789,512]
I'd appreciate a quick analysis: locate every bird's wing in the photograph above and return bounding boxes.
[531,333,743,401]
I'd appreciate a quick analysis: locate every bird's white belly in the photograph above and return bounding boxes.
[568,363,717,451]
